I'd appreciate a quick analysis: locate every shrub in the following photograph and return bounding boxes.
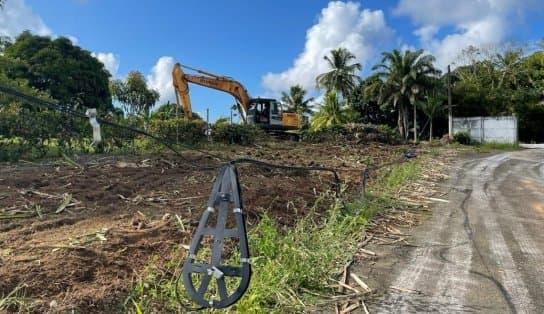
[211,123,265,145]
[301,123,400,144]
[453,131,471,145]
[148,118,206,144]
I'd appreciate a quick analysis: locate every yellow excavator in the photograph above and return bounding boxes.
[172,63,301,131]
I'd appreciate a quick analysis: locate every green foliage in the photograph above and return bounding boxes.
[302,123,400,144]
[310,92,347,131]
[372,49,440,139]
[316,48,362,98]
[127,158,422,313]
[347,76,397,126]
[418,94,446,141]
[280,85,314,117]
[0,102,94,161]
[517,102,544,142]
[453,131,471,145]
[110,71,160,116]
[211,123,265,145]
[2,31,113,112]
[148,118,206,144]
[473,142,520,153]
[376,161,422,192]
[237,198,369,313]
[127,194,378,313]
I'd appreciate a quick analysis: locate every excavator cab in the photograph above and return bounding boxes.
[247,98,299,130]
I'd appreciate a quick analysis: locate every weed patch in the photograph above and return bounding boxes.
[126,160,422,313]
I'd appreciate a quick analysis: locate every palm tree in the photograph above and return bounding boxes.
[281,85,314,116]
[310,92,346,131]
[494,48,525,89]
[419,94,445,141]
[316,48,362,98]
[372,49,440,140]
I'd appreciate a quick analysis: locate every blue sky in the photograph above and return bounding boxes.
[2,0,544,121]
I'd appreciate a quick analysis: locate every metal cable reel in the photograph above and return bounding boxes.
[182,164,251,309]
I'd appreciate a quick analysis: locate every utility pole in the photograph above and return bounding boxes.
[448,65,453,139]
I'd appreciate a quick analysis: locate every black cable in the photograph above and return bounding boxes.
[230,157,341,196]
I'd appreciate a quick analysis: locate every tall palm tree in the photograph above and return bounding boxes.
[372,49,440,140]
[280,85,314,116]
[316,48,362,98]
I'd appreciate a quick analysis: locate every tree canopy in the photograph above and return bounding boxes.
[2,31,113,112]
[316,48,362,98]
[280,85,314,116]
[372,49,440,139]
[110,71,160,116]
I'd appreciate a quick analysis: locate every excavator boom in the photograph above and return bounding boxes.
[172,63,250,121]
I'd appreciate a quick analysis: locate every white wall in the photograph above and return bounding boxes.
[453,116,518,144]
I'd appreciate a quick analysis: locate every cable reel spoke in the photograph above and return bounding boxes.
[182,164,251,309]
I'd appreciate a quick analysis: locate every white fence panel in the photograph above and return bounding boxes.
[453,116,518,144]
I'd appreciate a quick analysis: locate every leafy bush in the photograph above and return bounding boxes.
[0,104,94,160]
[211,123,265,145]
[453,131,471,145]
[300,124,344,143]
[301,123,400,144]
[148,118,206,144]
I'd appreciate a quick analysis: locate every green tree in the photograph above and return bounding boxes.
[316,48,362,98]
[310,92,346,131]
[419,94,445,141]
[150,102,202,121]
[110,71,160,116]
[280,85,314,124]
[347,75,396,126]
[494,48,526,89]
[372,49,440,140]
[3,31,113,112]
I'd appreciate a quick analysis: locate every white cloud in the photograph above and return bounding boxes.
[146,56,176,104]
[66,35,79,45]
[0,0,51,38]
[261,1,393,95]
[394,0,544,69]
[91,52,120,77]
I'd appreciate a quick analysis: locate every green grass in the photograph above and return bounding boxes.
[376,160,422,192]
[448,141,521,153]
[126,160,422,313]
[472,142,520,153]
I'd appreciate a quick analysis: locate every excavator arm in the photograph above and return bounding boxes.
[172,63,250,122]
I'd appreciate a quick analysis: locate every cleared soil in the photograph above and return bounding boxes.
[0,141,404,313]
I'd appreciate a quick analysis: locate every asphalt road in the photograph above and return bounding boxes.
[370,149,544,313]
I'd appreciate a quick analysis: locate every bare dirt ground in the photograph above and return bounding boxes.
[360,148,544,313]
[0,141,403,313]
